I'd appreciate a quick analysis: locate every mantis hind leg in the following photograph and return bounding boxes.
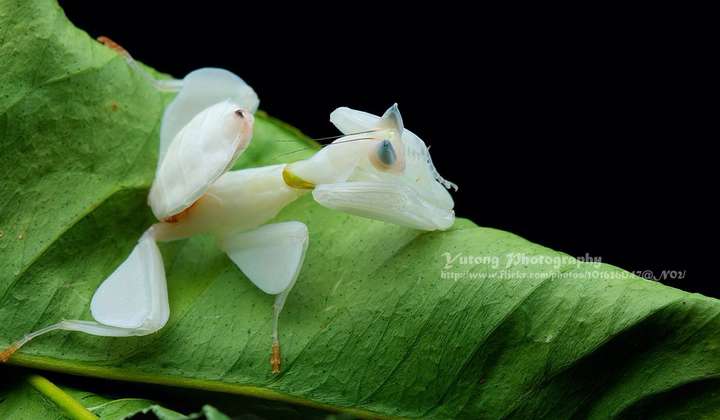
[1,229,170,362]
[218,221,309,374]
[97,36,183,92]
[0,321,159,362]
[270,274,300,374]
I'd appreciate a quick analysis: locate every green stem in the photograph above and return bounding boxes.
[26,375,98,420]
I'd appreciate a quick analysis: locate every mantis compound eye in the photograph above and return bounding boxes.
[377,139,396,166]
[234,109,246,118]
[370,139,400,171]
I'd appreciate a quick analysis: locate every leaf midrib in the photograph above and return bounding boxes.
[11,353,399,420]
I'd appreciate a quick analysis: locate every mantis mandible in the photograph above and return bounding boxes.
[1,39,457,373]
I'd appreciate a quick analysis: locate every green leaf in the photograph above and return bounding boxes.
[58,372,350,420]
[1,1,719,419]
[0,368,234,420]
[60,388,185,420]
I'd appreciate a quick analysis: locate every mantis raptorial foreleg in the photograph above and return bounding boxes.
[313,181,454,231]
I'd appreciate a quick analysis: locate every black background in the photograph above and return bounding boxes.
[58,3,705,295]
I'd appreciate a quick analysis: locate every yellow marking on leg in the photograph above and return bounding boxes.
[282,166,315,190]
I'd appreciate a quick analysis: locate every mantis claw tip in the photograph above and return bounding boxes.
[270,342,281,374]
[97,36,130,57]
[0,343,18,363]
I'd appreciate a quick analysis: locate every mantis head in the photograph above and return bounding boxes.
[309,104,457,231]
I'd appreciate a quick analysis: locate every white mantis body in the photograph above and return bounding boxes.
[1,39,456,373]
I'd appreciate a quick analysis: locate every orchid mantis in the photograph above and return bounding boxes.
[1,39,457,373]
